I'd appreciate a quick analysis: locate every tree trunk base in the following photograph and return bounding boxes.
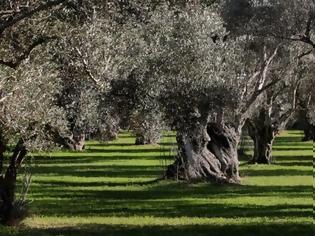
[165,150,239,184]
[134,134,160,145]
[0,140,28,226]
[165,123,240,184]
[247,113,274,165]
[135,137,159,145]
[302,125,315,141]
[66,135,85,151]
[0,180,25,226]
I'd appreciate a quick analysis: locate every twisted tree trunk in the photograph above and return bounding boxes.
[294,110,315,141]
[248,122,274,164]
[247,109,275,164]
[165,123,240,184]
[132,115,162,145]
[135,135,148,145]
[0,136,5,175]
[64,134,86,151]
[135,133,160,145]
[0,139,27,225]
[45,124,86,151]
[302,123,315,141]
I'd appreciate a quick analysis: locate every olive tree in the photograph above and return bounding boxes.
[99,2,242,182]
[222,0,314,48]
[246,49,303,164]
[46,12,128,150]
[109,72,164,145]
[222,0,315,162]
[111,3,288,183]
[295,55,315,141]
[0,46,68,225]
[0,0,90,224]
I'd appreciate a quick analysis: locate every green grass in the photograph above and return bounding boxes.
[0,130,313,236]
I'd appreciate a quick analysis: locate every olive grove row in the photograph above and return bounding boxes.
[0,0,314,225]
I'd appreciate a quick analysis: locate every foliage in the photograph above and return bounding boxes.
[0,0,314,227]
[0,44,67,151]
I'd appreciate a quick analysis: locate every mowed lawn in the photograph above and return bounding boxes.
[0,131,313,236]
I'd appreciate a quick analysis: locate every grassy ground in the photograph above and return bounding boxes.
[0,130,313,236]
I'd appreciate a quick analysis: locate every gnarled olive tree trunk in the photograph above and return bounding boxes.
[53,134,86,151]
[165,123,240,183]
[135,132,160,145]
[0,136,5,175]
[302,123,315,142]
[294,110,315,141]
[0,139,27,225]
[47,124,86,151]
[247,120,275,164]
[131,112,162,145]
[246,106,279,164]
[64,134,86,151]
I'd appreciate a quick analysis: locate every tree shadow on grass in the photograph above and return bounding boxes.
[34,155,173,164]
[32,165,165,178]
[158,142,177,146]
[84,148,172,153]
[161,133,177,138]
[241,169,312,176]
[116,135,136,139]
[29,196,313,218]
[274,136,305,143]
[272,156,312,161]
[276,141,312,146]
[11,222,314,236]
[28,183,312,208]
[87,143,138,147]
[272,147,312,151]
[34,156,107,164]
[272,142,311,147]
[28,181,313,221]
[273,161,312,167]
[271,155,312,167]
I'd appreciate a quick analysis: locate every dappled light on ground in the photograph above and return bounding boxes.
[0,131,312,236]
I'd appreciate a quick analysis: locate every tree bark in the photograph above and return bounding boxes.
[65,134,86,151]
[294,110,315,141]
[0,139,27,225]
[0,137,6,175]
[53,131,85,151]
[135,133,160,145]
[135,135,146,145]
[103,127,119,141]
[302,123,315,141]
[247,110,275,164]
[249,125,274,164]
[165,123,240,184]
[45,124,86,151]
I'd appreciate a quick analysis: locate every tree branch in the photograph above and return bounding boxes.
[0,35,55,69]
[297,49,313,59]
[305,9,313,40]
[0,0,67,35]
[257,45,280,91]
[74,46,100,86]
[270,33,315,49]
[244,45,281,110]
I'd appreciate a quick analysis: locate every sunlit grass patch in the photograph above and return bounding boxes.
[1,130,312,236]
